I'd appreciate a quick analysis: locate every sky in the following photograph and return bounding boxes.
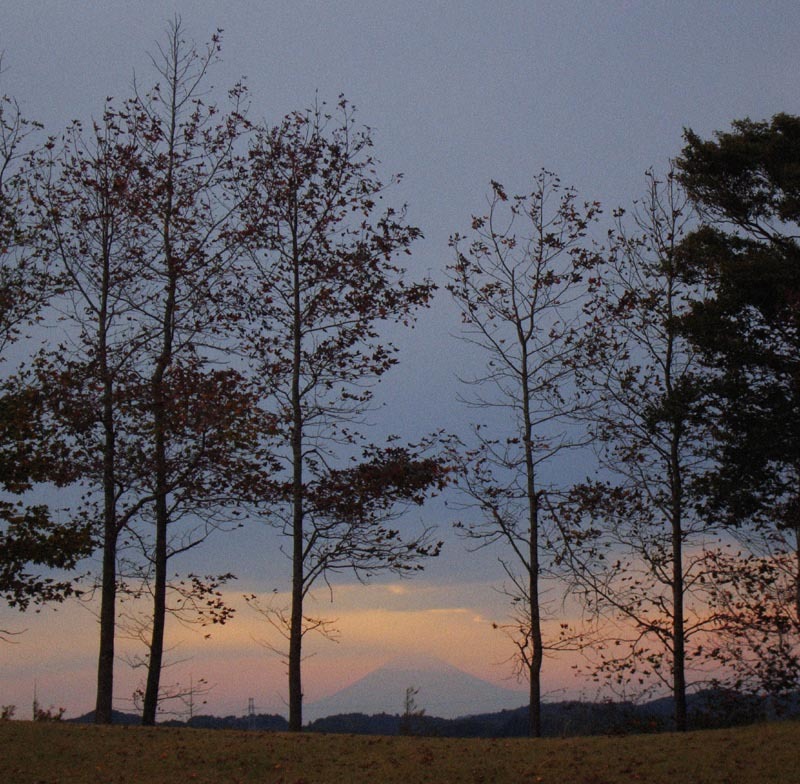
[1,0,799,720]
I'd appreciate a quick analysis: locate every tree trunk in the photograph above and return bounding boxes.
[288,214,304,732]
[141,483,168,725]
[666,277,687,733]
[288,485,304,731]
[671,507,687,732]
[669,426,687,732]
[288,413,304,732]
[521,348,542,738]
[141,139,177,724]
[528,513,543,738]
[141,333,172,726]
[94,524,117,724]
[141,257,175,725]
[794,526,800,624]
[94,237,117,725]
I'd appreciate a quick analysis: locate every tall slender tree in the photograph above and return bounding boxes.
[447,172,603,737]
[557,168,717,731]
[236,99,444,731]
[130,20,254,726]
[28,100,154,722]
[676,113,800,701]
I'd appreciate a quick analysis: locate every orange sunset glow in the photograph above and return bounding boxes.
[0,579,598,720]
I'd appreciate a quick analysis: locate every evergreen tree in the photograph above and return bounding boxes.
[677,113,800,698]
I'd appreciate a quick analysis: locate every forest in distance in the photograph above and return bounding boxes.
[2,19,800,739]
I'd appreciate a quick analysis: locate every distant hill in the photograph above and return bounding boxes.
[69,709,142,726]
[305,655,526,721]
[66,657,798,737]
[307,688,797,737]
[70,710,288,731]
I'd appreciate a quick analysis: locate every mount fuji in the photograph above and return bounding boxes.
[305,655,526,721]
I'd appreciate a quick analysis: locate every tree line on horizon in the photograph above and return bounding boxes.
[1,20,798,738]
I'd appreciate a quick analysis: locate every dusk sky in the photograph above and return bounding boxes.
[1,1,799,720]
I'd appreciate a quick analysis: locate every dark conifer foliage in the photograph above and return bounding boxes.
[677,114,800,701]
[678,114,800,534]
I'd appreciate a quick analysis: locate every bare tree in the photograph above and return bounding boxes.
[399,685,425,736]
[558,168,718,731]
[447,171,603,737]
[133,674,213,722]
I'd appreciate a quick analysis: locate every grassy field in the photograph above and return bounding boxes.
[1,719,798,783]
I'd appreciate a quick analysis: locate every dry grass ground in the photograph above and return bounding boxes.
[0,719,798,783]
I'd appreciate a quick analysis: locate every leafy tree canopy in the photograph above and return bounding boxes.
[677,114,800,529]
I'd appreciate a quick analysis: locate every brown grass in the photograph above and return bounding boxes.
[1,719,797,783]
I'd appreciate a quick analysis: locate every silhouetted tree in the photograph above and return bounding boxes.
[399,685,425,736]
[129,20,254,726]
[235,99,445,731]
[0,68,91,615]
[447,171,603,737]
[29,92,156,722]
[558,168,720,731]
[676,113,800,701]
